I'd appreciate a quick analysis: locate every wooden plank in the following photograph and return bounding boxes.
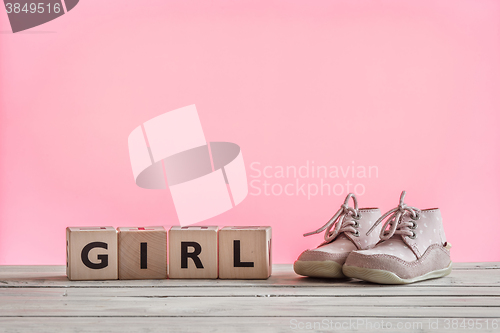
[0,264,499,332]
[0,295,498,318]
[1,265,499,288]
[1,286,500,297]
[1,317,499,333]
[1,290,499,307]
[447,262,500,270]
[0,262,498,273]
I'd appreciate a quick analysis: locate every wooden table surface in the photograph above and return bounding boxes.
[1,263,499,332]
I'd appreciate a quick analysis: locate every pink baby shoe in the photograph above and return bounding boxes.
[343,191,452,284]
[294,193,383,278]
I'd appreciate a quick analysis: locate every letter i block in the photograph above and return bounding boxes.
[118,226,167,280]
[168,226,218,279]
[218,226,272,279]
[66,227,118,281]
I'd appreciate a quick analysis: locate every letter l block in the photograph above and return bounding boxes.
[66,227,118,281]
[219,226,272,279]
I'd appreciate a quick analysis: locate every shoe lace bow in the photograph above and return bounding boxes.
[366,191,421,241]
[303,193,360,244]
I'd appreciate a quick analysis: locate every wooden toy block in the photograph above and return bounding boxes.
[118,226,167,280]
[218,226,272,279]
[66,227,118,281]
[168,226,218,279]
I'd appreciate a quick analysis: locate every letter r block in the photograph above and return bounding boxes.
[218,226,272,279]
[66,227,118,281]
[118,226,167,280]
[168,226,218,279]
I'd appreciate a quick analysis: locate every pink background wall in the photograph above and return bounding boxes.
[1,0,499,265]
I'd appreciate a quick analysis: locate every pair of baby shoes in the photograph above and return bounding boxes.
[293,191,452,284]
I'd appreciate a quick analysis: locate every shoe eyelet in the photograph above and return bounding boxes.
[410,222,418,230]
[353,220,359,228]
[412,212,421,221]
[408,231,417,239]
[352,230,360,237]
[354,212,362,220]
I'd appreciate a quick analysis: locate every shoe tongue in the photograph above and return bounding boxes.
[388,236,406,245]
[318,232,358,252]
[393,234,405,241]
[322,232,351,246]
[386,234,413,249]
[337,232,357,245]
[337,234,348,241]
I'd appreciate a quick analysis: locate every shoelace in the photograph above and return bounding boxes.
[303,193,360,244]
[366,191,421,241]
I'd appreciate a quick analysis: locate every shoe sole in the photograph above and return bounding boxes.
[342,262,452,284]
[293,260,345,278]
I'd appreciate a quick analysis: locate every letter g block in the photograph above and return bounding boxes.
[66,227,118,281]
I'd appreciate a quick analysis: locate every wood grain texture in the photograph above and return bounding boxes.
[1,295,499,317]
[168,226,218,279]
[118,226,167,280]
[218,226,272,279]
[0,264,499,332]
[1,317,499,333]
[66,227,118,281]
[1,264,499,288]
